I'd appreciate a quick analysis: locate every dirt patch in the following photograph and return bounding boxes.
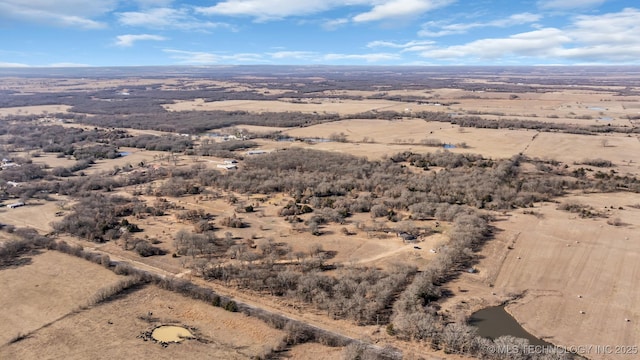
[151,325,194,343]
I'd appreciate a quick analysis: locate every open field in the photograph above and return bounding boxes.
[0,196,69,232]
[0,274,288,359]
[441,192,640,360]
[280,118,640,172]
[0,251,120,346]
[494,193,640,360]
[0,105,71,116]
[164,98,414,115]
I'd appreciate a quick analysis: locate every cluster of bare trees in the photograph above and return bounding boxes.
[52,194,152,242]
[203,258,416,325]
[2,122,128,153]
[79,110,339,134]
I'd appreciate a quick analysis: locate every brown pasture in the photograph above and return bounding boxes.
[0,196,69,233]
[0,281,287,359]
[0,251,121,346]
[442,192,640,359]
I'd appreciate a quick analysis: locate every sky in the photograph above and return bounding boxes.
[1,0,639,67]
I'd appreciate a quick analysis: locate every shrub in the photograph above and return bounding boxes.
[224,300,238,312]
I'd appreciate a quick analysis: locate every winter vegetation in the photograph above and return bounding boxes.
[2,68,640,359]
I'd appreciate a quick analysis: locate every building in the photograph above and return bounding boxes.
[217,164,237,170]
[6,202,25,209]
[398,232,417,242]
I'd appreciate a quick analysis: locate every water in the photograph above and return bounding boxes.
[303,137,331,143]
[276,137,295,142]
[469,306,551,346]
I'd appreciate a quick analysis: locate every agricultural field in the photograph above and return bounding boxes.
[1,66,640,359]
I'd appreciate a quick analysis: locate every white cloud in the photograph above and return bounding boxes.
[164,48,401,64]
[353,0,454,23]
[421,28,570,59]
[367,40,434,52]
[0,62,30,68]
[0,0,116,28]
[197,0,454,23]
[323,18,350,30]
[47,62,91,67]
[322,53,401,62]
[537,0,606,10]
[164,49,264,64]
[134,0,174,7]
[117,7,234,31]
[419,8,640,64]
[554,8,640,62]
[115,34,167,47]
[269,51,316,60]
[568,8,640,46]
[419,12,542,37]
[196,0,338,21]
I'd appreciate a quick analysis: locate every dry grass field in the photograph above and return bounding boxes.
[441,192,640,360]
[0,196,69,232]
[0,105,71,116]
[0,278,288,360]
[0,251,120,346]
[280,118,640,172]
[164,98,414,115]
[492,193,640,360]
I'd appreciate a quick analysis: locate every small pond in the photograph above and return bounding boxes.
[469,306,551,346]
[151,325,194,343]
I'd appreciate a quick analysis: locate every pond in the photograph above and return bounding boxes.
[469,306,551,346]
[151,325,195,343]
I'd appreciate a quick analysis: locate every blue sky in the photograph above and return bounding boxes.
[1,0,639,67]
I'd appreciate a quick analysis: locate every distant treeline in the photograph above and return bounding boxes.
[80,111,340,134]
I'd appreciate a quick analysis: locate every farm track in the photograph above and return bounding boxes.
[61,237,417,359]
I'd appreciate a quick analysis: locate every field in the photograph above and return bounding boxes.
[0,252,289,360]
[493,193,640,360]
[0,251,121,345]
[2,66,640,359]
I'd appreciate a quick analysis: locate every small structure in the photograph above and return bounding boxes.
[6,202,25,209]
[1,160,19,170]
[397,232,417,243]
[217,164,237,170]
[223,159,238,164]
[246,150,267,155]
